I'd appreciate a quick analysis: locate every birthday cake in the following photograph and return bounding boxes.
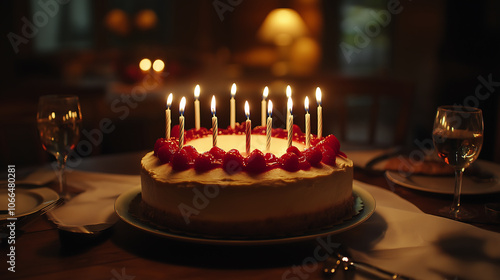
[139,124,354,237]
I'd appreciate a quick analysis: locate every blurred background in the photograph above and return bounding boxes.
[0,0,499,167]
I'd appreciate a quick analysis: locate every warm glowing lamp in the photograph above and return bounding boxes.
[258,8,308,76]
[257,8,308,47]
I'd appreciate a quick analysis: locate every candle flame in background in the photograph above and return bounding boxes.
[245,101,250,119]
[288,97,293,114]
[263,86,269,99]
[211,95,216,115]
[231,83,237,98]
[179,97,186,115]
[194,84,200,99]
[316,87,322,105]
[286,85,292,98]
[152,59,164,72]
[166,93,173,109]
[268,100,273,117]
[139,58,152,71]
[305,96,309,112]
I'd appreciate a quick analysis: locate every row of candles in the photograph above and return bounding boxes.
[165,84,324,154]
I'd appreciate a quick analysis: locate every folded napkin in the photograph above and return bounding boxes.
[339,181,500,280]
[47,170,140,227]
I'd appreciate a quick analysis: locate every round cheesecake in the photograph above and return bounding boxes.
[139,129,354,238]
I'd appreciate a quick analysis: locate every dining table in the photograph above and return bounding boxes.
[1,150,500,280]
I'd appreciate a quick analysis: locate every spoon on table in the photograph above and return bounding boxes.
[323,246,415,280]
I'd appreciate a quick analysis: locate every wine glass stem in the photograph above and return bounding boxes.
[56,155,68,200]
[451,168,464,218]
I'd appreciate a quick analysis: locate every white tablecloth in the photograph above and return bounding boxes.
[339,181,500,280]
[48,170,500,280]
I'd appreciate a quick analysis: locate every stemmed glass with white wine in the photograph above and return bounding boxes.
[432,105,483,220]
[37,95,82,201]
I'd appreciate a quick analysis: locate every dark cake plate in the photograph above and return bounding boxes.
[114,185,375,245]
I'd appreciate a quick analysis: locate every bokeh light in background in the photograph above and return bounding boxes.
[0,0,498,167]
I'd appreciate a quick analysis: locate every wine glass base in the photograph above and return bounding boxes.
[438,206,477,221]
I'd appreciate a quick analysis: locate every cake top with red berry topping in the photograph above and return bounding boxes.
[152,123,346,174]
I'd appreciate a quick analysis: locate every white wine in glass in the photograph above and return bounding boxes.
[432,106,483,220]
[37,95,82,200]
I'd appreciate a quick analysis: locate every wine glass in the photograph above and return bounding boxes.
[432,105,483,220]
[37,95,82,200]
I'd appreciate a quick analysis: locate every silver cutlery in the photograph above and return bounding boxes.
[1,198,63,234]
[323,246,415,280]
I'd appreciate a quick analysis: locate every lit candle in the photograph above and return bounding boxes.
[194,85,201,130]
[287,97,293,148]
[179,97,186,150]
[165,93,173,139]
[245,101,251,155]
[261,86,268,127]
[211,95,218,147]
[305,96,310,148]
[316,87,322,139]
[266,100,273,151]
[286,85,292,131]
[230,83,236,129]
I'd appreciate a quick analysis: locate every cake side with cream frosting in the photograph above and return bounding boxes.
[139,128,354,237]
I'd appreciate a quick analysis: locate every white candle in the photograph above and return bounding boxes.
[245,101,251,155]
[287,97,293,148]
[286,85,292,131]
[179,97,186,150]
[305,96,310,148]
[194,85,201,130]
[261,86,268,127]
[165,93,173,139]
[211,95,218,147]
[230,83,236,129]
[266,100,273,151]
[316,87,322,139]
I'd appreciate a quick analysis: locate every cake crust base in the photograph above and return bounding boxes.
[131,194,355,238]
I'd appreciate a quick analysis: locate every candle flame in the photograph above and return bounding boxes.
[231,83,237,97]
[286,85,291,98]
[167,93,173,108]
[268,100,273,117]
[245,101,250,118]
[316,87,322,105]
[152,59,165,72]
[263,86,269,99]
[288,97,293,114]
[305,96,309,112]
[179,97,186,115]
[194,84,200,99]
[139,58,151,71]
[211,95,216,115]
